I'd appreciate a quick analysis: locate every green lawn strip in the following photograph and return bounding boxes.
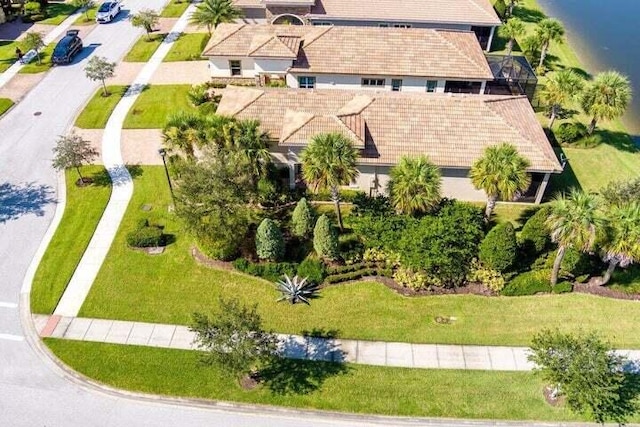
[44,339,579,421]
[123,84,197,129]
[19,45,55,74]
[80,168,640,348]
[39,3,78,25]
[0,40,19,72]
[0,98,14,115]
[31,167,112,314]
[124,34,166,62]
[75,86,128,129]
[73,6,98,25]
[163,33,210,62]
[161,0,190,18]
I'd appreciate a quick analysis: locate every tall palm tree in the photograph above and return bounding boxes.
[162,112,207,158]
[581,71,633,135]
[545,190,605,286]
[599,202,640,286]
[189,0,243,36]
[388,155,441,215]
[540,70,584,129]
[499,18,525,56]
[300,132,359,230]
[224,119,272,181]
[534,18,565,68]
[507,0,519,18]
[469,143,531,221]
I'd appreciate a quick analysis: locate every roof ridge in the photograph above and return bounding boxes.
[276,34,301,55]
[248,33,279,56]
[301,25,333,48]
[467,0,497,21]
[434,29,488,76]
[280,109,315,142]
[204,23,246,55]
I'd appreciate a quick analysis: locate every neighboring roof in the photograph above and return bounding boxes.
[217,87,562,172]
[204,24,493,80]
[309,0,501,26]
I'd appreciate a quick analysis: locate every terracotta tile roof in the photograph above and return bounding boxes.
[216,87,562,173]
[309,0,501,26]
[204,24,493,80]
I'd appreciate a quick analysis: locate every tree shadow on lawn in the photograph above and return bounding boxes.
[596,129,639,153]
[260,357,350,396]
[513,6,546,23]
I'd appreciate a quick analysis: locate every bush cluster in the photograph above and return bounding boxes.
[307,189,364,203]
[555,122,588,144]
[296,258,326,285]
[313,215,339,260]
[232,258,298,282]
[501,270,552,296]
[467,260,506,292]
[393,267,442,290]
[519,206,551,255]
[479,222,517,272]
[126,219,164,248]
[325,267,392,284]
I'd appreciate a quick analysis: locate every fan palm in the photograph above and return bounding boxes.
[388,155,441,215]
[581,71,632,135]
[599,202,640,286]
[545,189,605,286]
[499,18,525,56]
[534,18,565,68]
[162,112,207,158]
[189,0,243,36]
[540,70,584,129]
[469,143,531,220]
[223,119,271,180]
[300,132,359,230]
[507,0,519,17]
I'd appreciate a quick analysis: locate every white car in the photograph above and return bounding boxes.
[95,1,121,23]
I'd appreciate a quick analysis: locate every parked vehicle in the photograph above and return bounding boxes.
[52,30,83,65]
[95,1,121,23]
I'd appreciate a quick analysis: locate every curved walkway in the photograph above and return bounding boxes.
[53,5,195,317]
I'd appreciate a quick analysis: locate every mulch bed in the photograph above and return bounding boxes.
[322,276,493,297]
[191,246,234,271]
[573,281,640,301]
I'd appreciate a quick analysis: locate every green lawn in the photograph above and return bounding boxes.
[124,34,165,62]
[45,339,580,421]
[73,6,98,25]
[164,33,210,62]
[79,167,640,348]
[123,84,197,129]
[161,0,190,17]
[0,41,54,74]
[0,40,18,72]
[39,3,78,25]
[31,167,112,314]
[0,98,14,116]
[19,45,55,74]
[75,86,128,129]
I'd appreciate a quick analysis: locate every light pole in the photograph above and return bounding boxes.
[158,148,175,206]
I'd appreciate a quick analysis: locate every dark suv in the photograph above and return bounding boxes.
[52,30,83,64]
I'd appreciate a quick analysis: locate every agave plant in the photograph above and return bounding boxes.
[276,275,319,305]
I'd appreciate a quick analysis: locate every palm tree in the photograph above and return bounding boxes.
[162,112,207,158]
[545,190,605,286]
[499,18,525,56]
[540,70,584,129]
[507,0,519,18]
[300,132,359,230]
[599,202,640,286]
[581,71,633,135]
[189,0,243,36]
[387,155,441,215]
[534,18,565,68]
[469,143,531,221]
[224,119,272,181]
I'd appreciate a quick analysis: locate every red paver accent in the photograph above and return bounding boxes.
[40,315,61,337]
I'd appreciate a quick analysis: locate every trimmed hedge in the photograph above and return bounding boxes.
[126,219,164,248]
[555,122,588,144]
[479,222,517,272]
[296,258,326,285]
[232,258,298,282]
[325,267,393,284]
[314,215,339,260]
[255,218,285,261]
[501,270,552,296]
[519,206,551,255]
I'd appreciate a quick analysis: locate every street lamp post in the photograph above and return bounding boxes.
[158,148,175,206]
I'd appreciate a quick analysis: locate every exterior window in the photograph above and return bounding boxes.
[378,23,390,28]
[393,23,412,28]
[313,21,332,26]
[298,76,316,89]
[391,79,402,92]
[362,78,385,87]
[426,80,438,93]
[229,60,242,77]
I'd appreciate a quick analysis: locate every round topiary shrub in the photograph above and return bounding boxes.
[291,197,315,238]
[313,215,339,261]
[255,218,285,261]
[479,222,517,272]
[555,122,588,144]
[501,269,552,296]
[126,219,164,248]
[519,206,551,255]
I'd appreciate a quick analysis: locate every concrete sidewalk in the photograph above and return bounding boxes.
[37,315,538,371]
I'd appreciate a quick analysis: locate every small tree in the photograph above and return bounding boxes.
[540,70,584,129]
[581,71,633,135]
[255,218,284,261]
[529,329,640,425]
[534,18,565,69]
[130,9,159,41]
[601,176,640,206]
[499,18,525,56]
[51,132,98,184]
[599,202,640,286]
[518,206,551,255]
[22,31,44,65]
[479,222,517,272]
[190,298,278,382]
[71,0,95,21]
[84,56,116,97]
[387,155,441,216]
[291,197,315,238]
[313,214,339,261]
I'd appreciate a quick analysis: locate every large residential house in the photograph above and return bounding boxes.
[216,87,562,203]
[233,0,501,51]
[203,24,494,94]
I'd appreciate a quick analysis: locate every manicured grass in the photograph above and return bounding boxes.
[123,84,197,129]
[45,339,579,421]
[80,167,640,347]
[39,3,78,25]
[161,0,190,18]
[73,6,98,25]
[163,33,210,62]
[0,98,14,116]
[19,45,55,74]
[75,86,128,129]
[0,39,18,72]
[31,167,112,314]
[124,34,165,62]
[0,41,54,74]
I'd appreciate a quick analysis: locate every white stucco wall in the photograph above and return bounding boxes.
[254,58,293,74]
[287,73,452,92]
[209,57,257,78]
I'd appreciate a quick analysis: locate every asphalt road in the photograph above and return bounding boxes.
[0,3,586,426]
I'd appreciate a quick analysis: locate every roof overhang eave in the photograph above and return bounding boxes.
[306,15,501,26]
